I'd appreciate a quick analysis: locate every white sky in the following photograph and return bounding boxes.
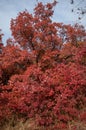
[0,0,86,44]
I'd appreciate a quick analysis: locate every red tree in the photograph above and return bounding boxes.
[0,1,86,129]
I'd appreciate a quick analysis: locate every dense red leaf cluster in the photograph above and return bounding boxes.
[0,1,86,128]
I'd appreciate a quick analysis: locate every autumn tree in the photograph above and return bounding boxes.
[0,1,86,129]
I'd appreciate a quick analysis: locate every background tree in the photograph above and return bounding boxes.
[70,0,86,20]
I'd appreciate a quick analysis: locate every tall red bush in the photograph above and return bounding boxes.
[0,1,86,128]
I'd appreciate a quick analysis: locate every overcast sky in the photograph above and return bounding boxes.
[0,0,86,44]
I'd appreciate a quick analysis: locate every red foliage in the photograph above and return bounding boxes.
[0,1,86,128]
